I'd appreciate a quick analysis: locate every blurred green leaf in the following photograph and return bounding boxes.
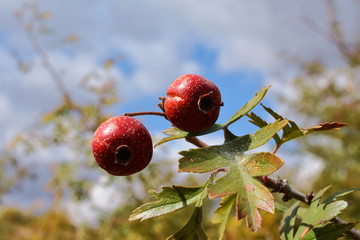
[166,207,208,240]
[275,202,289,213]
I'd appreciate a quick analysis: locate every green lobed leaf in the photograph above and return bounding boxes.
[280,201,300,240]
[177,121,288,232]
[246,119,288,150]
[179,120,288,174]
[208,163,275,232]
[166,207,208,240]
[279,187,358,240]
[155,124,223,148]
[129,181,209,221]
[247,111,281,145]
[213,195,236,240]
[224,86,270,127]
[306,186,332,218]
[294,186,352,240]
[323,188,360,205]
[300,222,357,240]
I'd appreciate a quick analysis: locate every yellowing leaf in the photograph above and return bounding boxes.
[207,164,274,232]
[242,152,284,176]
[257,104,348,150]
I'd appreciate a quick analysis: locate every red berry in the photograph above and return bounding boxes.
[92,116,153,176]
[164,74,223,132]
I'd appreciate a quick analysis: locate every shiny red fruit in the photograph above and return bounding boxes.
[164,74,223,132]
[92,116,153,176]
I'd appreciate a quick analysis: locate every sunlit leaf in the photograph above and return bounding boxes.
[208,164,274,232]
[246,119,288,150]
[293,186,353,240]
[224,86,270,127]
[179,120,287,174]
[129,181,208,221]
[247,111,281,144]
[242,152,284,176]
[178,121,287,231]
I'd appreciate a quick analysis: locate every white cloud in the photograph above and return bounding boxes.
[65,200,99,226]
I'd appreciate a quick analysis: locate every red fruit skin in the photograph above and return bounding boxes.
[92,116,153,176]
[164,74,222,132]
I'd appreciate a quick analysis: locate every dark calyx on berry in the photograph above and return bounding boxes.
[115,145,133,166]
[198,91,224,113]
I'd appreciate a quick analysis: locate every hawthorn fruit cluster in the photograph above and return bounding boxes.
[92,74,223,176]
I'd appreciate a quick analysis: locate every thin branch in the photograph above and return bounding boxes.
[260,176,313,204]
[16,12,71,102]
[123,111,167,118]
[273,144,281,154]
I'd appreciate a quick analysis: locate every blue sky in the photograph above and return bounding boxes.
[0,0,359,224]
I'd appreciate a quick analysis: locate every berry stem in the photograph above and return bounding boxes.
[185,137,209,148]
[123,111,167,118]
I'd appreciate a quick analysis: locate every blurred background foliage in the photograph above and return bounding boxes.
[0,2,359,239]
[277,1,360,223]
